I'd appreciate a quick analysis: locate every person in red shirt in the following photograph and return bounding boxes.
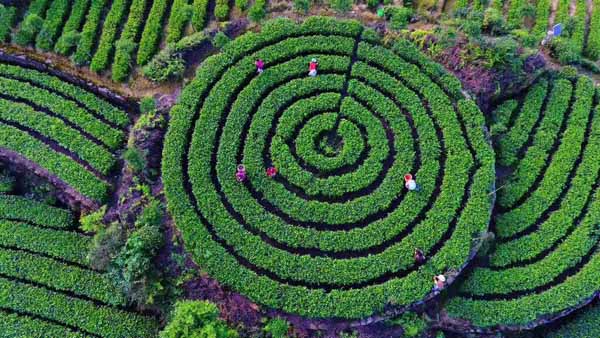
[309,58,318,77]
[255,59,264,74]
[266,166,277,178]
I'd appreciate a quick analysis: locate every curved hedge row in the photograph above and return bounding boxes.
[544,302,600,337]
[0,194,158,337]
[445,76,600,331]
[162,17,494,319]
[0,61,129,203]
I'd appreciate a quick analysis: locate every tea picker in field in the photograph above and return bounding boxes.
[236,164,247,182]
[308,58,318,77]
[266,166,277,178]
[255,59,264,74]
[414,248,425,264]
[404,173,420,192]
[433,274,446,290]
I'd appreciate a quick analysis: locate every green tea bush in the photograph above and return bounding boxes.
[385,6,413,30]
[330,0,352,13]
[13,14,43,46]
[446,76,600,331]
[551,37,582,65]
[293,0,310,13]
[160,300,238,338]
[162,17,493,318]
[0,61,129,202]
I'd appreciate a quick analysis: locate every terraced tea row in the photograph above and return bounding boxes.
[445,76,600,330]
[0,194,158,337]
[162,17,495,319]
[8,0,214,81]
[0,61,129,204]
[451,0,600,61]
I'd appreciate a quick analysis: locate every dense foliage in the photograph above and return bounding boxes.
[162,17,494,318]
[0,194,158,336]
[0,62,129,203]
[160,300,238,338]
[446,76,600,330]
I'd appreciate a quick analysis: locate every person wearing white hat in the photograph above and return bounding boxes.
[309,58,318,77]
[433,274,446,290]
[404,173,420,192]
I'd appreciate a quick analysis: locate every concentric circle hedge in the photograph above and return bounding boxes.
[163,17,495,319]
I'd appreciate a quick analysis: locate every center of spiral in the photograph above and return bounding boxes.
[316,128,344,157]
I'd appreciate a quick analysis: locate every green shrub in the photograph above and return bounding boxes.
[73,0,108,65]
[140,97,156,114]
[293,0,310,13]
[367,0,379,8]
[264,318,289,338]
[80,205,107,233]
[0,173,14,194]
[213,31,231,49]
[143,51,186,82]
[112,39,138,82]
[510,28,537,48]
[386,6,413,30]
[124,147,147,174]
[248,0,267,22]
[113,225,163,284]
[581,59,600,74]
[191,0,210,31]
[88,221,126,270]
[388,312,427,337]
[136,199,164,228]
[35,0,70,51]
[483,7,506,35]
[53,0,89,55]
[160,300,238,338]
[458,12,484,38]
[166,1,193,43]
[174,32,208,51]
[329,0,352,13]
[90,0,130,73]
[0,5,17,43]
[235,0,249,10]
[552,37,582,65]
[215,0,230,20]
[54,30,80,55]
[13,14,43,46]
[559,65,579,79]
[137,0,170,65]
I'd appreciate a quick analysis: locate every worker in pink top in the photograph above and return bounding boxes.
[236,164,247,182]
[255,59,264,74]
[308,58,318,77]
[433,274,446,290]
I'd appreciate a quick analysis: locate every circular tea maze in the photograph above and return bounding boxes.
[163,17,495,319]
[446,76,600,331]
